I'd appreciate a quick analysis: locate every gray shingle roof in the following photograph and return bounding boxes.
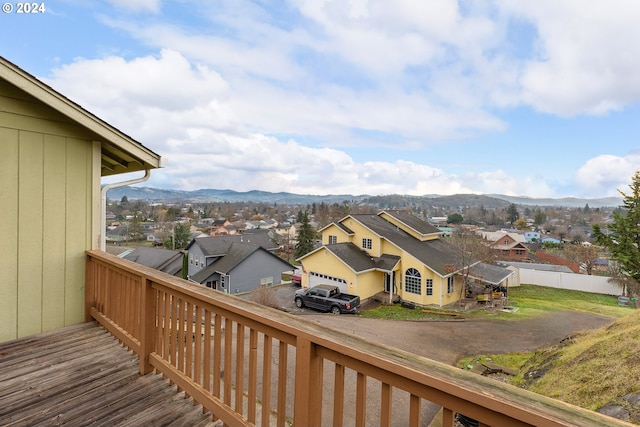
[187,232,277,256]
[335,222,354,234]
[467,262,513,285]
[122,246,183,276]
[324,243,400,273]
[348,214,466,276]
[380,210,441,236]
[190,242,293,283]
[191,243,259,282]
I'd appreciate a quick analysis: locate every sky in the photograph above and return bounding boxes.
[2,0,640,199]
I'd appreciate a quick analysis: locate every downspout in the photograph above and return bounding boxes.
[100,170,151,251]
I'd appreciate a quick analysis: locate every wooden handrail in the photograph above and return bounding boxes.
[85,250,632,427]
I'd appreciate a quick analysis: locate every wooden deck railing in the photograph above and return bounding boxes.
[85,250,630,427]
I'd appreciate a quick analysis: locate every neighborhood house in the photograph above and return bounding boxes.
[186,235,294,293]
[298,210,495,307]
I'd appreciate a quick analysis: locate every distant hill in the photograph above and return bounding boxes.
[106,186,368,205]
[105,186,622,208]
[488,194,622,208]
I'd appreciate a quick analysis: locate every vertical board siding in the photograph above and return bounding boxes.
[65,137,91,326]
[0,121,95,340]
[0,129,19,342]
[43,134,68,330]
[17,130,45,338]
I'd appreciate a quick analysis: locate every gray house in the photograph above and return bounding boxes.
[186,237,293,294]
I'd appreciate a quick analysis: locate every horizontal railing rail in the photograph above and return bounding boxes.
[85,250,630,427]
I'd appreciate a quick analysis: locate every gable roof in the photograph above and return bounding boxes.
[347,214,469,276]
[481,230,526,244]
[0,56,161,176]
[324,243,401,273]
[319,221,355,235]
[379,210,441,236]
[190,242,293,283]
[122,246,183,276]
[187,232,278,255]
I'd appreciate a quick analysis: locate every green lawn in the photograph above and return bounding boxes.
[360,284,634,321]
[507,285,632,319]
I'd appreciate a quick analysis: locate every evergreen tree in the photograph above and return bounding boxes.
[593,170,640,290]
[165,222,191,250]
[447,213,463,224]
[294,211,316,259]
[533,209,546,226]
[506,203,519,224]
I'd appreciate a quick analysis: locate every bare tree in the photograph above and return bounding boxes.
[565,244,599,275]
[447,228,496,301]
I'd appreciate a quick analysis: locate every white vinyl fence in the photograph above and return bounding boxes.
[518,267,621,295]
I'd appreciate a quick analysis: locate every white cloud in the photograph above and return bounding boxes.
[44,1,640,199]
[575,153,640,197]
[500,0,640,116]
[45,50,234,144]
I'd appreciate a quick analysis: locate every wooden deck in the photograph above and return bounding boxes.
[0,322,217,427]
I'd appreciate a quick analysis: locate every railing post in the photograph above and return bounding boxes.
[294,336,323,427]
[139,277,157,374]
[442,408,455,427]
[84,253,95,322]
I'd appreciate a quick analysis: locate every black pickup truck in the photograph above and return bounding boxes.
[294,284,361,314]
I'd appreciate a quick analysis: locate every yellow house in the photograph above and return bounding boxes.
[0,56,161,342]
[298,210,471,307]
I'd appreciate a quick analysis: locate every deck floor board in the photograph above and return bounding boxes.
[0,322,216,427]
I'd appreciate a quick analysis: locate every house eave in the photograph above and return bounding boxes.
[0,56,162,175]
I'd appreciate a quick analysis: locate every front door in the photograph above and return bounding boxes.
[384,271,396,293]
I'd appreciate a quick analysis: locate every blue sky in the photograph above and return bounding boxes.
[2,0,640,199]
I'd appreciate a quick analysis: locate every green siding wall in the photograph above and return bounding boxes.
[0,95,95,341]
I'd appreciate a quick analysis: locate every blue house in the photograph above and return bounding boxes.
[524,231,541,243]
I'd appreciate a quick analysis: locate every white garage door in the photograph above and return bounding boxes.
[308,271,348,293]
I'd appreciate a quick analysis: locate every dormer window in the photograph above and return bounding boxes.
[328,235,337,244]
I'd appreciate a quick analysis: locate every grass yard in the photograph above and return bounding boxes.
[361,284,634,321]
[507,284,633,319]
[359,304,465,320]
[453,286,640,416]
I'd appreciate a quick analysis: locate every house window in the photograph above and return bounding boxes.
[190,254,193,264]
[200,258,205,267]
[426,279,433,296]
[447,276,454,293]
[328,235,337,244]
[405,268,421,295]
[362,238,372,250]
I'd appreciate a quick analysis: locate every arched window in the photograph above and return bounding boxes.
[405,268,421,295]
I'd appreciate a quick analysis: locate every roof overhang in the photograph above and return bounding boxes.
[0,56,162,176]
